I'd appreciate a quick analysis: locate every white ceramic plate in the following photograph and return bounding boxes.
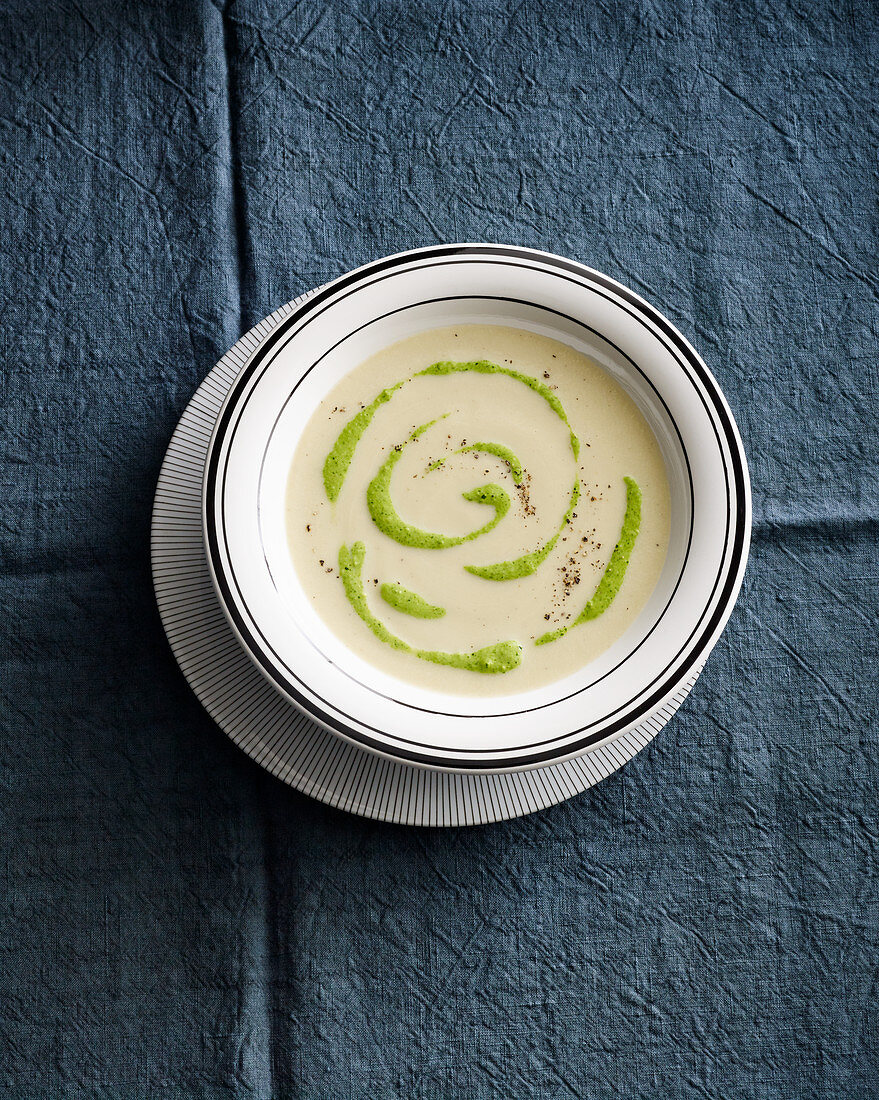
[152,294,704,826]
[203,245,750,772]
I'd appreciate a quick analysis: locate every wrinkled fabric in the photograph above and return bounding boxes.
[1,1,877,1097]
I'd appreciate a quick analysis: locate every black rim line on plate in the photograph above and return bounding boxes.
[254,293,695,718]
[206,250,743,766]
[205,254,741,767]
[203,246,747,769]
[215,275,721,758]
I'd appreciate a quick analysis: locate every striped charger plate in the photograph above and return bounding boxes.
[151,289,702,826]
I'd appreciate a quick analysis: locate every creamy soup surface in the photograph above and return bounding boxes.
[286,325,670,696]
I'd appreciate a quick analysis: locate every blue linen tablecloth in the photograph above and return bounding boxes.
[2,1,877,1096]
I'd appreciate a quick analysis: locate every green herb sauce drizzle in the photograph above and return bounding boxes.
[535,477,642,645]
[380,582,446,619]
[366,419,510,549]
[321,359,640,675]
[465,480,580,581]
[428,441,524,482]
[339,543,521,673]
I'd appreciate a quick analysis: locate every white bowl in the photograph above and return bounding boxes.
[203,245,750,772]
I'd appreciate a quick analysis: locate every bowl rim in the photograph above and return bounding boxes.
[202,243,751,771]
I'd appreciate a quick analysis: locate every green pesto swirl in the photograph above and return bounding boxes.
[366,420,511,549]
[380,582,445,619]
[417,361,579,458]
[536,477,642,645]
[322,381,405,502]
[465,481,580,581]
[339,543,521,674]
[321,357,641,676]
[428,441,524,482]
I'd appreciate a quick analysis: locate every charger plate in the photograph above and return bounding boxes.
[151,291,703,826]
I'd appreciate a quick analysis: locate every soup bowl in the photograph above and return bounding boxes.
[203,245,750,771]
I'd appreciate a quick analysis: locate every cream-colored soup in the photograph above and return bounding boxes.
[286,325,670,696]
